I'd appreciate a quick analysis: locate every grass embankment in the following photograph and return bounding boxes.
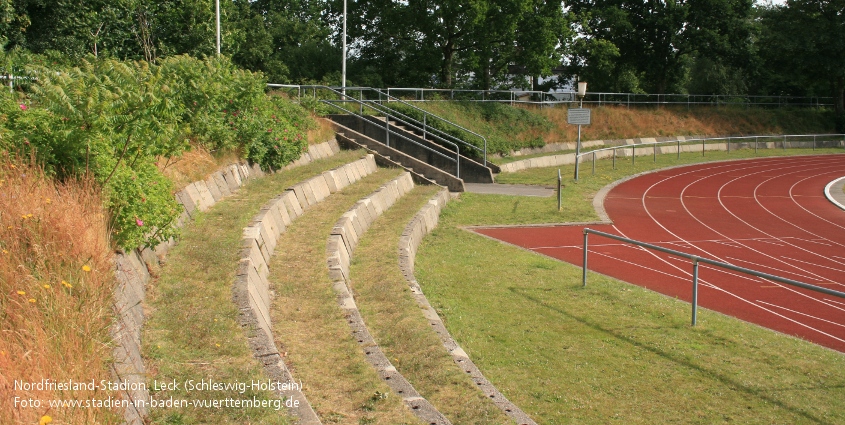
[350,185,512,424]
[142,149,364,425]
[0,157,119,425]
[415,148,845,424]
[408,102,835,159]
[268,167,419,425]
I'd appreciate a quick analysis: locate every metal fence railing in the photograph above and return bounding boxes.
[581,229,845,326]
[573,134,845,179]
[382,87,835,109]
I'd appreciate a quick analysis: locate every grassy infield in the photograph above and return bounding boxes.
[416,147,845,424]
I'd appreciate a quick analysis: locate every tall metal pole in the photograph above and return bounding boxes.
[574,95,583,180]
[342,0,347,95]
[215,0,221,55]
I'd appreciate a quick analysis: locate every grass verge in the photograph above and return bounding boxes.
[268,167,418,425]
[415,149,845,424]
[350,184,512,424]
[0,156,119,425]
[142,149,366,424]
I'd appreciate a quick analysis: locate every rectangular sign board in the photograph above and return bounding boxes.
[567,108,591,125]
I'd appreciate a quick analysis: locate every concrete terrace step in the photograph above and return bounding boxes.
[399,190,538,425]
[325,173,455,425]
[235,154,379,425]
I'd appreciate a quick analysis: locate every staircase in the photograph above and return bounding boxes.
[314,86,499,191]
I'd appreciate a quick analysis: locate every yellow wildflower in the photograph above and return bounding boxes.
[40,415,52,425]
[16,290,25,295]
[2,249,7,255]
[61,280,72,289]
[43,284,51,289]
[45,198,51,204]
[82,265,91,272]
[28,298,35,303]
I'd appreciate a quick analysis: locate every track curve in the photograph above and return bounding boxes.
[475,155,845,352]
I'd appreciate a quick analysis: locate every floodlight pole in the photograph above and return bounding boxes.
[342,0,347,95]
[215,0,221,55]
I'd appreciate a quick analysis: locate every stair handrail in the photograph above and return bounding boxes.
[368,88,488,167]
[313,85,462,178]
[350,97,475,159]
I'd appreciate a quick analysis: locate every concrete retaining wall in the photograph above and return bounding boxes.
[234,154,378,425]
[499,138,845,173]
[325,174,452,425]
[397,190,538,425]
[111,140,341,425]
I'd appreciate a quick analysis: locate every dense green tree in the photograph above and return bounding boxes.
[758,0,844,128]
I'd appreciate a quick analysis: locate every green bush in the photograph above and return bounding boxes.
[0,54,316,249]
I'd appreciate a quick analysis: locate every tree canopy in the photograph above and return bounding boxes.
[0,0,843,128]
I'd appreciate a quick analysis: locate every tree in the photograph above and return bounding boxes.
[759,0,845,129]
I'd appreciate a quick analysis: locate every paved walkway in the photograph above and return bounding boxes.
[464,183,554,197]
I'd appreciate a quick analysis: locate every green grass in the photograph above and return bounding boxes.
[143,149,368,425]
[266,167,419,425]
[350,184,512,424]
[415,148,845,424]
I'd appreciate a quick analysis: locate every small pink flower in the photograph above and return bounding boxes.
[135,217,144,227]
[19,104,27,111]
[267,129,273,133]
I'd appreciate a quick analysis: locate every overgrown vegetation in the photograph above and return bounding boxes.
[383,102,836,159]
[0,156,120,425]
[0,54,315,249]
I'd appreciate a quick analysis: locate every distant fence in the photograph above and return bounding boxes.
[573,134,845,179]
[268,84,833,109]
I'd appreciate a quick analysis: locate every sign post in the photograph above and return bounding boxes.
[568,108,591,180]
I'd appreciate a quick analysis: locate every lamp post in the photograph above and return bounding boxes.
[342,0,347,95]
[574,80,587,179]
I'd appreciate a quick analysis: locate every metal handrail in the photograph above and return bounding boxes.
[368,88,488,166]
[271,84,489,167]
[582,228,845,326]
[312,85,462,178]
[352,98,471,159]
[573,133,845,179]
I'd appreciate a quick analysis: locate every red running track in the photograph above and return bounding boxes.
[475,155,845,353]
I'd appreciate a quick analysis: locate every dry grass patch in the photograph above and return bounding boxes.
[350,184,512,424]
[308,118,336,146]
[269,167,419,425]
[157,145,242,192]
[0,154,119,425]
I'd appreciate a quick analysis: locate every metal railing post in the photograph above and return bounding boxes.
[582,230,589,287]
[653,143,657,162]
[727,136,731,153]
[632,145,636,166]
[423,115,427,141]
[813,135,816,151]
[677,140,680,159]
[613,148,617,169]
[385,117,390,147]
[755,136,758,154]
[783,135,786,150]
[691,257,699,326]
[557,169,562,211]
[702,139,706,157]
[592,151,596,174]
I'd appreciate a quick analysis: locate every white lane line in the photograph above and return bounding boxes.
[635,158,845,326]
[725,256,820,282]
[757,300,845,329]
[782,256,845,277]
